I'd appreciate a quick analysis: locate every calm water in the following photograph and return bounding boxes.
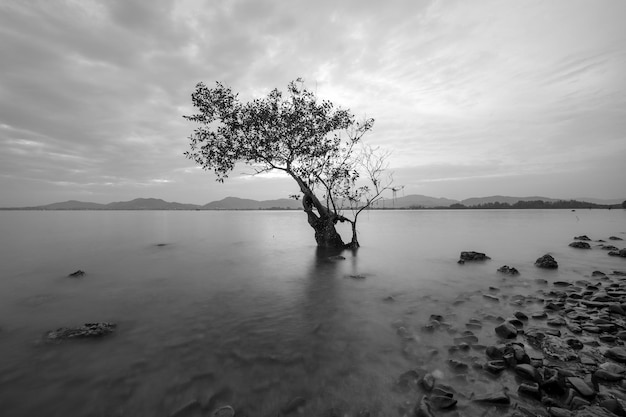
[0,209,625,416]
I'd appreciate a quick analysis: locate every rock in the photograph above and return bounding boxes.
[602,245,620,251]
[473,390,510,405]
[483,294,499,302]
[568,377,595,398]
[498,265,520,275]
[421,373,435,391]
[606,347,626,363]
[536,254,558,269]
[547,317,566,327]
[68,269,85,277]
[593,369,623,382]
[609,249,626,258]
[495,322,518,339]
[548,407,571,417]
[328,255,345,261]
[414,396,435,417]
[515,311,529,321]
[447,359,469,373]
[515,364,540,382]
[485,360,506,374]
[45,322,116,340]
[518,382,541,400]
[610,236,624,241]
[458,251,491,263]
[430,395,457,409]
[213,406,235,417]
[575,235,591,241]
[569,241,591,249]
[281,397,306,414]
[592,271,607,277]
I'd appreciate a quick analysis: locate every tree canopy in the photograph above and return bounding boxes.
[184,79,391,248]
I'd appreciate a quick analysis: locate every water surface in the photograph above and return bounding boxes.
[0,209,624,416]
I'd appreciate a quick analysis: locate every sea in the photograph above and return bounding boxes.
[0,209,624,416]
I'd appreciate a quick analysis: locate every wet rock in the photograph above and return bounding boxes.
[536,254,558,269]
[485,360,506,374]
[602,245,620,251]
[414,396,435,417]
[575,235,592,241]
[542,368,566,395]
[547,317,566,327]
[281,397,306,414]
[515,364,540,382]
[68,269,85,277]
[548,407,571,417]
[515,311,529,321]
[458,251,491,263]
[598,399,624,416]
[609,249,626,258]
[213,405,235,417]
[569,241,591,249]
[498,265,520,275]
[430,395,457,409]
[568,377,595,398]
[565,338,584,350]
[606,347,626,363]
[483,294,499,302]
[45,322,116,340]
[447,359,468,373]
[421,373,435,391]
[610,236,624,241]
[554,281,572,287]
[532,311,548,319]
[593,369,623,382]
[473,390,510,405]
[592,271,607,277]
[518,382,541,400]
[495,322,518,339]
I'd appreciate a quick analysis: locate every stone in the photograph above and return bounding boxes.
[458,251,491,263]
[593,369,623,382]
[518,382,541,400]
[429,395,457,409]
[568,377,595,398]
[515,364,540,382]
[592,271,607,277]
[498,265,520,275]
[447,359,468,373]
[610,236,624,241]
[45,322,116,340]
[473,390,510,405]
[515,311,529,321]
[569,241,591,249]
[213,406,235,417]
[609,249,626,258]
[606,347,626,363]
[535,254,558,269]
[575,235,591,241]
[421,373,435,391]
[547,407,571,417]
[68,269,85,277]
[495,322,518,339]
[414,396,435,417]
[483,294,499,302]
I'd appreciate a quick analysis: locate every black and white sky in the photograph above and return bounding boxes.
[1,0,625,206]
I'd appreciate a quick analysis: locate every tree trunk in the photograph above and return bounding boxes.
[302,194,345,248]
[346,220,360,249]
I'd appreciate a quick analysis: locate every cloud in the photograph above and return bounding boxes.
[0,0,624,206]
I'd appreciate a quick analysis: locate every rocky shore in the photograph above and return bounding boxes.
[390,234,626,417]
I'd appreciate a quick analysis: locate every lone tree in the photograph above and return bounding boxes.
[184,79,393,249]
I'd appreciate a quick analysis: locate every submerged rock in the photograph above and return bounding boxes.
[498,265,520,275]
[535,254,558,269]
[45,322,116,340]
[609,236,624,241]
[569,241,591,249]
[608,249,626,258]
[68,270,85,277]
[458,251,491,264]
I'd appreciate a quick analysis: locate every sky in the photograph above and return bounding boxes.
[1,0,625,207]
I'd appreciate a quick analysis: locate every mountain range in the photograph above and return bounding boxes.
[3,195,623,210]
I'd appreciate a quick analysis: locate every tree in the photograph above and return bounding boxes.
[183,79,392,248]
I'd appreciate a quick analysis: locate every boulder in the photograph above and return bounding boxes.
[608,249,626,258]
[535,254,558,269]
[458,251,491,264]
[45,322,116,340]
[569,241,591,249]
[497,265,519,275]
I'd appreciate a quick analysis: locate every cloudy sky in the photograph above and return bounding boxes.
[1,0,625,206]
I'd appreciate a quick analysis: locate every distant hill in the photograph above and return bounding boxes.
[378,194,459,208]
[202,197,301,210]
[104,198,200,210]
[37,200,107,210]
[4,194,623,210]
[460,195,560,206]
